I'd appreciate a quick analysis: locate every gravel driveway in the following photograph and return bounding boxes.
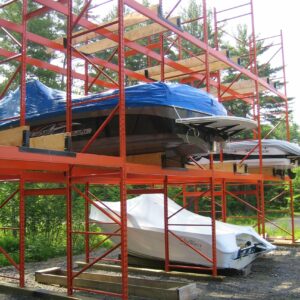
[0,246,299,299]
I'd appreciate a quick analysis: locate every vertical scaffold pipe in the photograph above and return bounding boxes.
[210,155,217,276]
[280,30,290,141]
[19,176,25,287]
[163,176,170,272]
[118,0,128,298]
[203,0,210,93]
[66,168,73,296]
[85,183,90,263]
[250,0,265,237]
[20,0,27,126]
[289,181,295,243]
[66,0,73,134]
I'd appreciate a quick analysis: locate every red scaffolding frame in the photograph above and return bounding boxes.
[0,0,296,299]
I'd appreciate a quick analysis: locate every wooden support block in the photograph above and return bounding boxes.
[77,17,179,54]
[127,152,162,166]
[76,262,224,281]
[48,5,159,49]
[35,267,198,300]
[0,126,29,147]
[29,133,67,151]
[248,167,274,177]
[188,162,247,174]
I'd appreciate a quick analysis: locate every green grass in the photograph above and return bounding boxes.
[227,215,300,240]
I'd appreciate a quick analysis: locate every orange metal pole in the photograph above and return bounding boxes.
[66,0,73,134]
[19,176,25,287]
[280,30,290,141]
[221,179,227,222]
[118,0,128,298]
[289,180,295,243]
[85,183,90,263]
[20,0,27,126]
[203,0,210,93]
[210,175,217,276]
[250,0,265,237]
[160,33,165,82]
[66,168,73,296]
[163,176,170,272]
[256,183,261,235]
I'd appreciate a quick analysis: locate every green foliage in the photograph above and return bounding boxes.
[0,182,112,265]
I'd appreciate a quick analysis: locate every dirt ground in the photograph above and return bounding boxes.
[0,246,300,299]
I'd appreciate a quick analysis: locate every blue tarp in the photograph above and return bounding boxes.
[0,80,227,126]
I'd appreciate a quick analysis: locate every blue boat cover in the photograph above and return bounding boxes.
[0,80,227,126]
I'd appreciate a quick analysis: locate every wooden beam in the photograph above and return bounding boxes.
[29,133,67,151]
[0,126,29,147]
[76,17,179,54]
[49,5,159,48]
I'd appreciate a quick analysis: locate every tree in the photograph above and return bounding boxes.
[0,1,66,91]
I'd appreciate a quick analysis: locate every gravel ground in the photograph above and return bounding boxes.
[0,246,300,299]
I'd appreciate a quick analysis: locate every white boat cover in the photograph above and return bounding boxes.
[90,194,275,268]
[224,139,300,156]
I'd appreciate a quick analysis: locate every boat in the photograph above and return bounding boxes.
[195,139,300,178]
[89,193,275,270]
[0,80,256,160]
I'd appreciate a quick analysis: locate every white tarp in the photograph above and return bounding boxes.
[90,194,275,267]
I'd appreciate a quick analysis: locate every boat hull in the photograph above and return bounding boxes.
[99,223,262,270]
[89,194,275,270]
[29,106,213,156]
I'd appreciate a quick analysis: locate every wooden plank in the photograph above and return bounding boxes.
[29,133,67,151]
[135,50,230,78]
[150,58,239,80]
[0,126,29,147]
[76,17,179,54]
[211,78,267,97]
[49,5,159,48]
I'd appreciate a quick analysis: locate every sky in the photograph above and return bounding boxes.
[143,0,300,125]
[208,0,300,125]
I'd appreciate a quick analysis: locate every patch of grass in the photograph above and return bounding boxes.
[265,220,300,240]
[227,216,300,240]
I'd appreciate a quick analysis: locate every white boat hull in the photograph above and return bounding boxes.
[90,194,275,270]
